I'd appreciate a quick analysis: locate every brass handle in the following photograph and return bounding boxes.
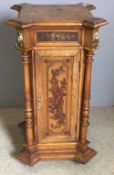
[37,95,42,110]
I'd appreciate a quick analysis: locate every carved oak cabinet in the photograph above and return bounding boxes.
[8,3,108,166]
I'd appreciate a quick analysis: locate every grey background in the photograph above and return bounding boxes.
[0,0,114,107]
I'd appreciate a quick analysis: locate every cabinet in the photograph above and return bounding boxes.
[8,3,108,166]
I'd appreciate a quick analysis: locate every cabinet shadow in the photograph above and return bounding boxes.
[0,108,25,157]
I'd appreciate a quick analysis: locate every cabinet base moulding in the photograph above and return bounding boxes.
[75,147,97,164]
[16,150,40,166]
[16,146,96,166]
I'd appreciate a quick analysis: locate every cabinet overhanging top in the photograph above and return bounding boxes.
[8,3,108,28]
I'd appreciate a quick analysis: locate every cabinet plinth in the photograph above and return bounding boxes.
[8,3,108,166]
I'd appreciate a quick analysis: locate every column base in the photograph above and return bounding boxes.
[16,149,40,166]
[75,147,97,164]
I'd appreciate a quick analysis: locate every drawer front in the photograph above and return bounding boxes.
[37,32,79,41]
[34,30,82,46]
[34,48,82,143]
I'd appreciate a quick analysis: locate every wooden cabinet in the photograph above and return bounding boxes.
[8,3,108,166]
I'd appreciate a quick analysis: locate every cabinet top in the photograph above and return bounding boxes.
[8,3,108,29]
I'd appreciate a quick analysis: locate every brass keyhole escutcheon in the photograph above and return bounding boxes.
[37,95,42,110]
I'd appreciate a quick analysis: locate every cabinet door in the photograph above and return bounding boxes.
[34,48,81,143]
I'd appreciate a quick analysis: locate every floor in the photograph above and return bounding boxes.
[0,107,114,175]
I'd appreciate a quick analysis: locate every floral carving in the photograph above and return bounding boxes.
[48,65,67,128]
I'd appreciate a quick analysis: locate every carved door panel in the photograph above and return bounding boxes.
[34,48,81,143]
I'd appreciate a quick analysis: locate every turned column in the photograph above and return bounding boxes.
[22,51,34,147]
[80,50,93,145]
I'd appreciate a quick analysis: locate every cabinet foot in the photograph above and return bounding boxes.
[75,147,97,164]
[16,149,40,166]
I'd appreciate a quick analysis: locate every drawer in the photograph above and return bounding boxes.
[34,30,82,47]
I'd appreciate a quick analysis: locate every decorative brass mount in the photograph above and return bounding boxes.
[93,32,100,49]
[16,31,23,49]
